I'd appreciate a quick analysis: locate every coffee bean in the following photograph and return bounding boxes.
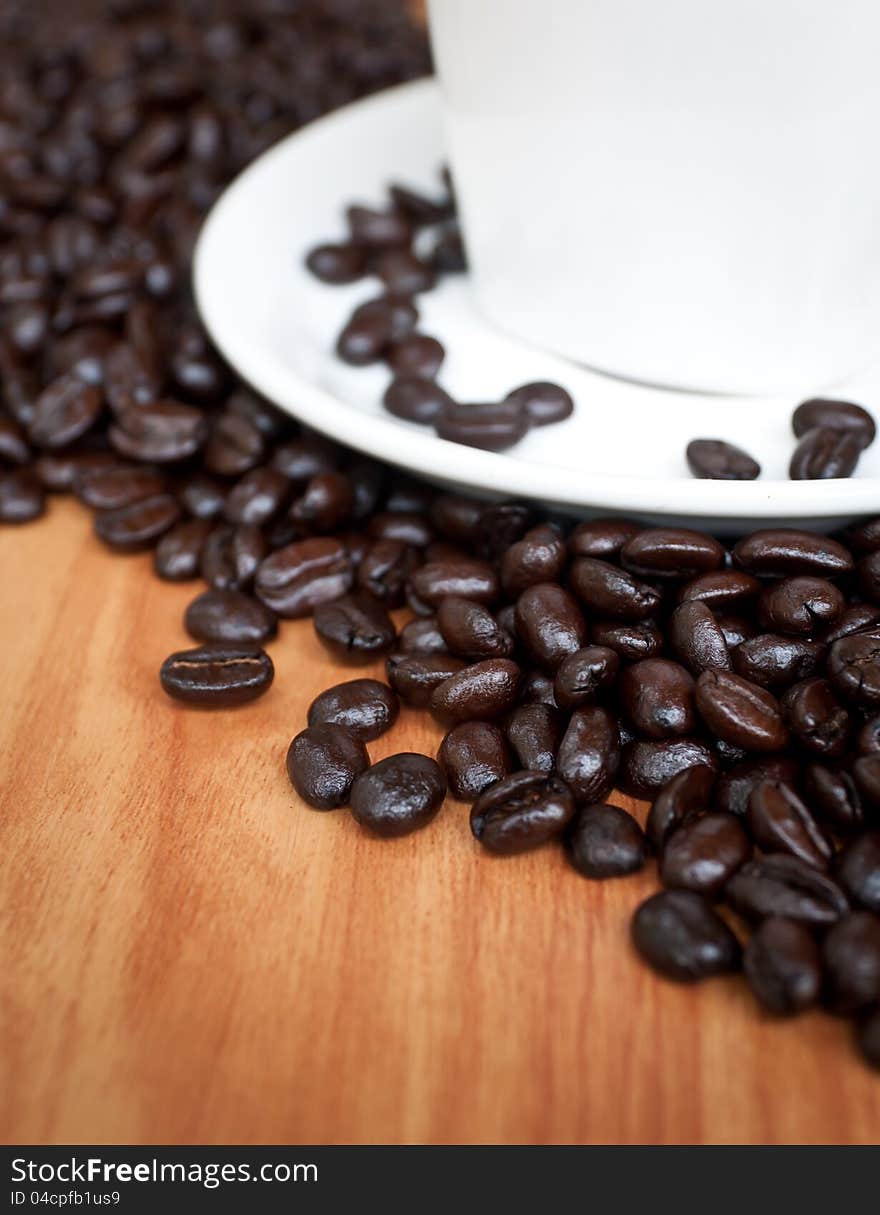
[429,658,521,725]
[568,556,661,621]
[308,678,398,742]
[201,523,266,591]
[553,645,619,711]
[861,551,880,604]
[350,753,446,837]
[790,427,862,480]
[820,603,880,646]
[747,779,832,869]
[386,652,465,708]
[504,381,574,427]
[438,721,511,800]
[177,473,226,520]
[386,334,445,380]
[743,918,821,1016]
[109,400,207,463]
[501,524,566,597]
[255,537,352,618]
[732,634,825,689]
[660,812,751,897]
[382,375,454,424]
[858,715,880,754]
[184,587,277,645]
[202,410,265,476]
[855,755,880,810]
[619,737,717,800]
[437,596,513,661]
[94,492,180,552]
[621,528,726,580]
[668,601,732,675]
[396,616,448,655]
[388,181,454,226]
[270,435,340,483]
[567,802,647,878]
[678,569,763,609]
[153,517,213,581]
[695,669,789,753]
[514,583,588,671]
[803,764,864,834]
[733,529,854,577]
[835,832,880,914]
[632,890,741,982]
[286,723,369,811]
[590,619,663,661]
[410,559,498,608]
[556,706,620,804]
[29,373,103,449]
[758,576,844,636]
[619,658,696,739]
[646,764,715,850]
[356,539,418,608]
[793,398,876,449]
[223,468,290,526]
[822,912,880,1014]
[0,469,45,523]
[686,439,761,480]
[337,295,418,365]
[436,399,529,452]
[781,677,850,759]
[504,702,561,774]
[842,515,880,556]
[470,770,575,855]
[725,854,849,926]
[313,590,396,663]
[828,630,880,707]
[305,242,366,284]
[716,614,753,649]
[430,224,467,273]
[160,643,274,708]
[347,205,412,248]
[373,248,435,294]
[0,415,31,465]
[715,755,801,818]
[568,518,642,559]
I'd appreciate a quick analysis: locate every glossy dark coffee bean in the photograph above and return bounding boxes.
[790,427,862,480]
[94,492,180,552]
[793,398,876,448]
[153,518,213,581]
[822,912,880,1014]
[504,703,561,774]
[436,399,529,452]
[842,515,880,555]
[758,576,844,635]
[632,890,741,982]
[660,812,751,897]
[732,634,825,689]
[781,677,850,759]
[677,569,762,609]
[286,723,370,811]
[747,780,832,869]
[568,556,661,621]
[858,716,880,754]
[177,473,226,521]
[695,669,788,753]
[0,469,45,523]
[743,918,821,1016]
[619,737,717,800]
[429,658,521,725]
[373,248,435,295]
[269,436,340,483]
[286,471,353,533]
[386,652,465,708]
[862,551,880,604]
[109,401,207,463]
[386,334,445,380]
[590,619,663,661]
[382,375,454,424]
[410,559,498,607]
[367,511,433,548]
[255,537,353,619]
[470,770,575,855]
[855,755,880,810]
[475,502,535,559]
[184,588,277,646]
[820,603,880,645]
[686,439,761,480]
[201,524,265,592]
[223,468,290,526]
[436,596,513,661]
[566,803,647,878]
[397,616,448,655]
[501,524,567,597]
[556,707,620,805]
[202,411,265,476]
[856,1009,880,1070]
[668,601,731,675]
[733,529,854,577]
[347,205,412,248]
[428,494,483,543]
[438,721,511,800]
[307,678,398,743]
[725,854,849,926]
[161,643,274,708]
[29,373,103,450]
[102,342,161,413]
[568,518,642,559]
[620,528,725,580]
[337,295,418,365]
[520,668,558,707]
[803,764,864,833]
[313,590,396,663]
[619,658,696,739]
[646,764,715,850]
[715,614,753,649]
[74,463,164,511]
[503,381,574,427]
[715,755,801,818]
[350,753,446,838]
[32,450,116,493]
[305,241,366,284]
[828,630,880,707]
[835,833,880,914]
[553,646,619,711]
[514,583,588,671]
[355,539,418,608]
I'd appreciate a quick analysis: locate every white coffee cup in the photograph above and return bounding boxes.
[427,0,880,395]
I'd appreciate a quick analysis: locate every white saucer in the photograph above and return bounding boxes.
[193,79,880,533]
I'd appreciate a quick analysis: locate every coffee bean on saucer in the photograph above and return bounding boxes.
[350,753,446,837]
[287,723,370,811]
[305,242,366,284]
[631,890,741,982]
[686,439,761,480]
[504,381,574,426]
[435,399,530,452]
[160,644,274,708]
[790,427,862,480]
[792,399,876,449]
[373,248,435,295]
[386,334,445,379]
[346,204,412,248]
[383,375,454,423]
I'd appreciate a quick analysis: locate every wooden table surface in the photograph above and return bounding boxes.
[1,498,878,1145]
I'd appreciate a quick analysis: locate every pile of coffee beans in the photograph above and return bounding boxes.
[2,0,879,1076]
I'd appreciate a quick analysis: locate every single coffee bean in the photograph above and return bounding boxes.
[0,469,45,523]
[223,467,290,526]
[556,706,620,804]
[477,502,538,557]
[386,334,445,379]
[790,427,862,480]
[386,652,465,708]
[855,755,880,810]
[678,569,763,609]
[350,753,446,837]
[861,551,880,604]
[160,643,274,708]
[668,601,731,675]
[383,375,455,424]
[725,854,849,926]
[337,295,418,365]
[177,473,226,520]
[514,583,587,670]
[631,889,741,982]
[781,677,850,759]
[438,720,511,800]
[619,737,717,800]
[590,619,663,661]
[74,463,164,511]
[429,658,521,725]
[743,918,821,1016]
[660,812,751,897]
[436,399,529,452]
[568,556,661,621]
[288,471,354,532]
[732,633,825,689]
[470,770,575,855]
[501,524,567,597]
[270,435,340,482]
[201,524,266,591]
[856,1008,880,1070]
[307,678,399,742]
[647,764,715,850]
[747,780,832,869]
[820,603,880,645]
[803,764,864,834]
[255,537,353,618]
[286,723,369,810]
[409,559,498,607]
[619,658,696,739]
[28,373,103,450]
[566,803,647,878]
[504,381,574,427]
[695,669,789,753]
[712,738,750,769]
[347,204,412,248]
[835,833,880,914]
[305,241,366,284]
[715,755,801,817]
[520,668,558,707]
[568,517,642,559]
[184,588,277,645]
[397,616,448,654]
[373,247,435,294]
[504,702,561,774]
[110,400,207,463]
[733,528,854,577]
[828,630,880,707]
[758,576,844,635]
[313,590,396,663]
[822,912,880,1014]
[355,539,418,608]
[367,511,433,549]
[858,715,880,754]
[620,528,726,580]
[716,614,753,649]
[201,411,265,477]
[436,596,513,661]
[0,415,31,465]
[94,492,180,552]
[153,517,213,581]
[686,438,761,480]
[429,494,483,543]
[793,398,876,448]
[553,645,619,711]
[842,515,880,555]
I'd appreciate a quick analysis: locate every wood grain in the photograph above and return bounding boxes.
[1,499,878,1145]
